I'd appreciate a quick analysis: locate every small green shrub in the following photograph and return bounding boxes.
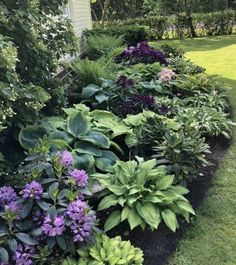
[75,234,144,265]
[82,34,124,60]
[94,158,195,232]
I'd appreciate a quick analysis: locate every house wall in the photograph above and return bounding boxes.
[68,0,92,37]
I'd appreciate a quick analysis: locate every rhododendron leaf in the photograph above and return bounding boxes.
[16,233,37,245]
[7,238,17,252]
[21,199,33,218]
[57,236,67,251]
[0,247,8,262]
[37,200,50,210]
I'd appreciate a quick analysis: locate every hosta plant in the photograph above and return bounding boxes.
[153,130,210,182]
[63,234,144,265]
[93,158,195,232]
[19,104,131,173]
[0,150,97,264]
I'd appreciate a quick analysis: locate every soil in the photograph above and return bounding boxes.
[107,136,230,265]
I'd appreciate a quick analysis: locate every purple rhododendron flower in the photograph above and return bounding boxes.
[58,151,73,167]
[4,201,22,213]
[66,199,96,242]
[70,169,88,187]
[13,244,35,265]
[0,186,17,209]
[22,181,43,200]
[158,68,176,82]
[42,215,65,237]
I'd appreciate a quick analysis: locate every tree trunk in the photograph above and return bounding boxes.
[100,0,110,28]
[183,0,196,38]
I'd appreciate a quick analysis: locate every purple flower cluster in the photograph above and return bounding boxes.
[132,95,155,106]
[118,42,167,65]
[13,244,35,265]
[116,75,135,88]
[66,199,95,242]
[58,151,73,167]
[158,68,176,82]
[42,215,65,237]
[0,186,17,209]
[22,181,43,200]
[70,169,88,187]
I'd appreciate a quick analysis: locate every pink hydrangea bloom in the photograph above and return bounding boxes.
[158,68,176,82]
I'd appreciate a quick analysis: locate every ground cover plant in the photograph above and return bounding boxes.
[0,23,234,265]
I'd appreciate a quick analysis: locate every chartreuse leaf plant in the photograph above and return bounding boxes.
[93,158,195,233]
[62,234,144,265]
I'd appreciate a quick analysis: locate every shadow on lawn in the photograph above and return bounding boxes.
[151,34,236,53]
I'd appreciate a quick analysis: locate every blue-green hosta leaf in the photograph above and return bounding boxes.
[75,141,102,157]
[161,209,178,232]
[49,129,73,144]
[67,112,90,137]
[95,150,118,172]
[81,131,110,148]
[95,93,110,103]
[104,210,121,232]
[98,194,118,211]
[82,84,101,98]
[19,125,49,150]
[74,154,95,171]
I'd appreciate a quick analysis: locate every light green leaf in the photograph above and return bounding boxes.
[67,112,90,137]
[161,209,178,232]
[98,195,118,211]
[104,211,121,232]
[128,209,142,230]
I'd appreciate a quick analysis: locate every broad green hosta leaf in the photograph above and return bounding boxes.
[104,211,121,232]
[67,112,90,137]
[81,131,110,148]
[98,194,118,210]
[19,125,48,150]
[161,209,178,232]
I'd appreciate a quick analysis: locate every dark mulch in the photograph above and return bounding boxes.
[107,136,230,265]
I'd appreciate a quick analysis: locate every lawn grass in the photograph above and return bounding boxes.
[151,35,236,265]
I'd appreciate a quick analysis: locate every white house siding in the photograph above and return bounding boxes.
[68,0,92,37]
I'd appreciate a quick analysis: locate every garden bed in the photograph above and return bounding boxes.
[0,35,234,265]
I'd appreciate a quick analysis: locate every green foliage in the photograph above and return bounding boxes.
[94,158,195,232]
[75,234,144,265]
[82,25,151,46]
[168,57,205,74]
[81,34,124,60]
[153,130,210,182]
[19,104,131,173]
[68,58,116,93]
[107,10,236,39]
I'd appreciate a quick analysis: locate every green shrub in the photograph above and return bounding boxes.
[82,25,151,46]
[81,34,124,60]
[94,158,195,232]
